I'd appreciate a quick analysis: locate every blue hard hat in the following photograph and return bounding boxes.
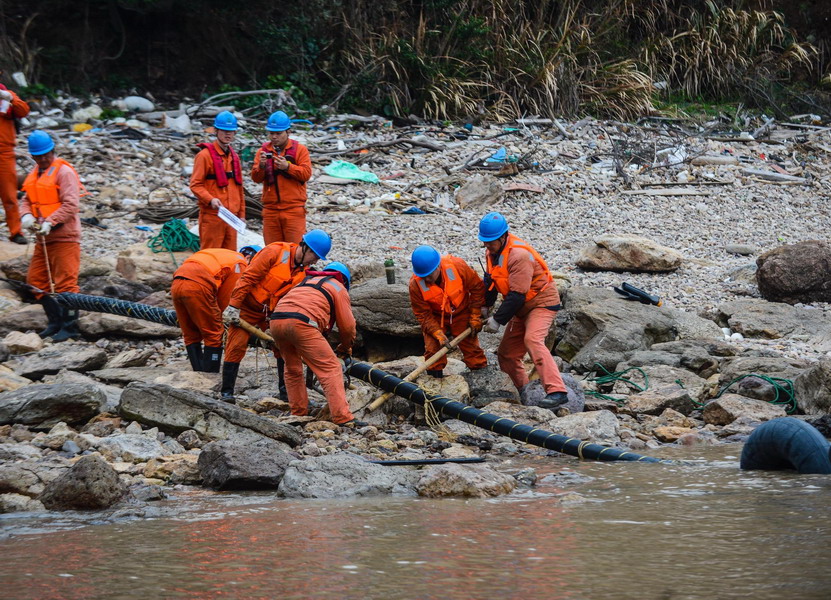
[265,111,291,132]
[302,229,331,260]
[478,211,509,242]
[239,245,262,259]
[28,130,55,156]
[214,111,239,131]
[411,245,441,278]
[324,261,351,290]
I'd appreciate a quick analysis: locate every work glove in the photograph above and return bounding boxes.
[433,329,451,348]
[483,316,501,334]
[0,90,11,101]
[335,343,352,358]
[20,214,36,230]
[222,305,241,325]
[469,314,483,333]
[37,221,52,236]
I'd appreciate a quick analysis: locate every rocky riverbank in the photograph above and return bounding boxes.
[1,101,830,514]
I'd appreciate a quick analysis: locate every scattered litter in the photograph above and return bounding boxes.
[323,160,380,184]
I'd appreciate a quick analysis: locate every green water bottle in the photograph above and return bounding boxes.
[385,258,396,284]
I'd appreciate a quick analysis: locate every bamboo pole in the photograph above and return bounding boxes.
[366,327,472,411]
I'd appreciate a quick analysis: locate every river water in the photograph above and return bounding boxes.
[1,445,829,600]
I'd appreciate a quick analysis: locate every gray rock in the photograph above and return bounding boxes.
[89,366,182,385]
[454,176,504,209]
[39,454,126,510]
[620,387,696,416]
[3,331,43,355]
[45,370,123,413]
[198,439,294,490]
[98,434,168,463]
[61,440,81,455]
[105,349,153,369]
[576,234,683,273]
[0,304,47,337]
[80,313,180,339]
[513,467,538,486]
[416,464,517,497]
[176,429,203,449]
[702,394,787,425]
[15,345,108,380]
[464,364,520,407]
[718,356,810,385]
[0,442,42,461]
[278,453,420,498]
[793,358,831,415]
[118,382,301,447]
[756,241,831,304]
[0,383,105,429]
[0,492,45,513]
[725,244,758,256]
[482,400,557,427]
[717,299,831,340]
[613,363,709,402]
[350,277,421,337]
[546,410,621,444]
[521,373,585,413]
[556,287,721,372]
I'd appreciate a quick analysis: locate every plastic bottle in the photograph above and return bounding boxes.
[384,258,395,284]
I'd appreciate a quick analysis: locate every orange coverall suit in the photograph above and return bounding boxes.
[486,234,566,395]
[0,86,29,240]
[250,139,312,245]
[190,140,245,251]
[172,249,246,348]
[409,255,487,372]
[270,275,356,424]
[225,242,304,363]
[21,158,82,298]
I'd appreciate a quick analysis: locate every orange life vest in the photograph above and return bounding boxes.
[21,158,80,219]
[486,233,553,301]
[181,248,246,279]
[412,255,468,316]
[250,242,304,310]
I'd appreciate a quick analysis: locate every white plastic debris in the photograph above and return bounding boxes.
[123,96,155,112]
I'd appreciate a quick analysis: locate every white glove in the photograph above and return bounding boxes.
[21,214,36,230]
[0,90,11,101]
[483,316,501,333]
[222,305,241,325]
[38,221,52,236]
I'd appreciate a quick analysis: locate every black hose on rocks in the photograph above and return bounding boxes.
[345,359,672,464]
[54,292,179,327]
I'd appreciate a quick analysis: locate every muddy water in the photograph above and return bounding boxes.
[1,446,830,600]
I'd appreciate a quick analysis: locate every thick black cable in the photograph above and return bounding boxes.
[54,292,179,327]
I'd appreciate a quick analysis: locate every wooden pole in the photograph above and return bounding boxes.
[237,318,273,343]
[366,327,472,411]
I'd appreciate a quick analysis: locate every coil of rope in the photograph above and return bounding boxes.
[584,363,650,404]
[136,194,264,223]
[146,219,201,267]
[713,374,797,414]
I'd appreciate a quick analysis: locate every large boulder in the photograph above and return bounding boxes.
[198,439,295,490]
[454,176,503,209]
[80,313,180,339]
[717,299,831,340]
[556,287,721,372]
[576,234,683,273]
[793,358,831,415]
[39,454,126,510]
[80,274,155,302]
[0,493,45,513]
[278,453,420,498]
[3,331,43,355]
[620,387,696,416]
[702,394,787,425]
[115,242,193,291]
[89,366,182,385]
[480,400,557,427]
[464,364,520,407]
[0,383,105,429]
[545,410,620,444]
[520,373,586,413]
[350,277,421,337]
[143,454,201,485]
[118,382,301,447]
[416,464,517,497]
[756,241,831,304]
[0,304,47,336]
[98,433,169,463]
[15,345,108,380]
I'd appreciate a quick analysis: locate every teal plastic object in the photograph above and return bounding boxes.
[324,160,380,184]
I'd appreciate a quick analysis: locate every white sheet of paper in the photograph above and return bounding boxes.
[218,206,246,235]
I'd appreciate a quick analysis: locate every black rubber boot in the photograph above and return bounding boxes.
[220,362,240,403]
[38,296,63,339]
[426,369,444,378]
[277,357,288,401]
[51,307,81,342]
[538,391,569,410]
[186,343,204,371]
[202,346,223,373]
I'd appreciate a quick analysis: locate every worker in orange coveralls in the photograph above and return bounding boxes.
[189,111,245,250]
[270,261,361,427]
[171,245,259,373]
[478,211,569,410]
[250,111,312,244]
[408,245,487,378]
[0,81,29,244]
[219,229,332,402]
[20,130,82,342]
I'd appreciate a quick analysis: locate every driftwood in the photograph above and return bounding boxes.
[691,155,739,166]
[740,168,808,184]
[315,137,445,155]
[621,188,712,197]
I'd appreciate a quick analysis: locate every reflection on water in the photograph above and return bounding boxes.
[1,446,830,599]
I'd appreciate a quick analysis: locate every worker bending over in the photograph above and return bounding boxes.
[20,130,83,342]
[171,246,257,372]
[478,212,568,409]
[250,111,312,244]
[190,111,245,250]
[220,230,332,401]
[0,82,30,244]
[409,245,487,377]
[270,262,359,427]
